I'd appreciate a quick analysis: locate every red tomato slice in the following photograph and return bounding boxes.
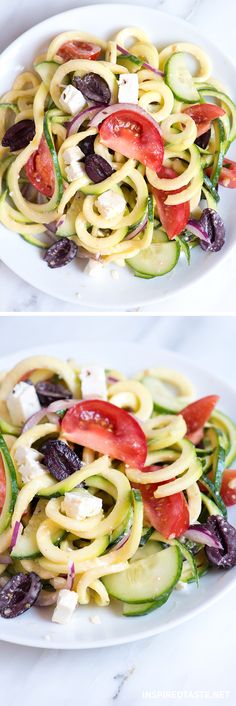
[181,395,219,435]
[57,41,101,62]
[99,108,164,172]
[220,470,236,506]
[25,136,55,198]
[135,476,189,538]
[61,400,147,468]
[0,456,6,513]
[186,427,204,446]
[152,166,190,239]
[184,104,225,137]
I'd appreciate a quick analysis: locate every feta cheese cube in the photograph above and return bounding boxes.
[15,446,46,484]
[52,589,78,624]
[65,161,85,182]
[61,488,103,521]
[60,84,87,115]
[95,190,126,220]
[118,73,139,104]
[63,146,84,164]
[80,365,107,399]
[6,382,41,426]
[84,259,104,278]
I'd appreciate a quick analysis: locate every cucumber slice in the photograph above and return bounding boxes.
[0,432,18,534]
[210,119,225,186]
[34,61,60,89]
[0,417,20,436]
[200,474,227,517]
[204,428,225,491]
[57,195,84,237]
[199,88,236,144]
[117,54,142,73]
[19,233,48,249]
[202,176,220,204]
[139,526,154,545]
[180,548,209,583]
[11,499,66,559]
[130,540,162,563]
[127,241,180,278]
[200,492,223,517]
[109,506,133,549]
[165,53,199,103]
[123,591,171,616]
[103,545,182,603]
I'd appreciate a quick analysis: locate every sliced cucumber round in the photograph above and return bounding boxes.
[127,241,180,278]
[123,591,171,616]
[34,61,60,89]
[11,499,66,559]
[103,545,182,603]
[129,540,162,563]
[165,52,199,103]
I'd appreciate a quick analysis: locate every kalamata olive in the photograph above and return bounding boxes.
[85,154,113,183]
[205,516,236,569]
[0,572,41,618]
[41,439,82,481]
[35,381,72,407]
[195,128,211,150]
[199,209,226,252]
[2,119,35,152]
[44,237,78,268]
[79,134,95,156]
[73,73,111,105]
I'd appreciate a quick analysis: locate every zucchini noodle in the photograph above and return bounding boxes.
[1,26,234,278]
[0,353,236,622]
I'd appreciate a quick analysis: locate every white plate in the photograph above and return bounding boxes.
[0,5,236,309]
[0,339,235,649]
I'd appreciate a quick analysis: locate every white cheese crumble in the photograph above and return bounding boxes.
[52,589,78,624]
[6,382,41,426]
[80,365,107,399]
[95,190,126,219]
[65,161,85,182]
[84,259,105,278]
[60,84,86,115]
[63,145,84,164]
[61,487,103,521]
[118,73,139,104]
[15,446,46,484]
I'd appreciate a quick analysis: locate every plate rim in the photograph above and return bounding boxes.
[0,4,236,308]
[0,339,236,649]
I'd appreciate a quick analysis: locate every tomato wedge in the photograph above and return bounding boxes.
[186,427,204,446]
[99,108,164,172]
[181,395,219,436]
[220,470,236,506]
[61,400,147,468]
[57,41,101,62]
[25,136,55,198]
[184,104,225,137]
[152,166,190,239]
[0,456,6,513]
[206,158,236,189]
[135,476,189,538]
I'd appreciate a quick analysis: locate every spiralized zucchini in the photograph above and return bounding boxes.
[0,26,235,275]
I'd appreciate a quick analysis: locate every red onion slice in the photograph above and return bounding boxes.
[22,398,80,432]
[67,105,106,136]
[0,554,12,565]
[116,45,164,77]
[106,375,119,384]
[184,524,223,549]
[66,561,75,590]
[187,219,209,243]
[90,103,160,130]
[10,522,23,552]
[125,214,148,240]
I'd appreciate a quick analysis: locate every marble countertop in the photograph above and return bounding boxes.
[0,314,235,704]
[0,0,236,312]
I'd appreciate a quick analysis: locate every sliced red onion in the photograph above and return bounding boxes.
[125,214,148,240]
[22,398,80,432]
[0,554,12,565]
[67,105,106,136]
[77,247,102,261]
[10,522,23,552]
[116,45,164,77]
[90,103,160,130]
[106,375,119,384]
[113,531,131,551]
[44,217,65,234]
[184,524,223,549]
[187,219,210,243]
[66,561,75,590]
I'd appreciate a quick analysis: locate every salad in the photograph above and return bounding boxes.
[0,26,235,280]
[0,354,236,625]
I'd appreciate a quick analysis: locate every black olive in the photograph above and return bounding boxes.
[2,120,35,152]
[195,128,211,150]
[79,134,96,157]
[84,154,112,183]
[206,516,236,569]
[41,439,82,481]
[0,572,41,618]
[73,73,111,105]
[44,237,78,268]
[35,381,72,407]
[199,208,226,252]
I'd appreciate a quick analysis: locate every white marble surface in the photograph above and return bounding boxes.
[0,315,235,704]
[0,0,236,312]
